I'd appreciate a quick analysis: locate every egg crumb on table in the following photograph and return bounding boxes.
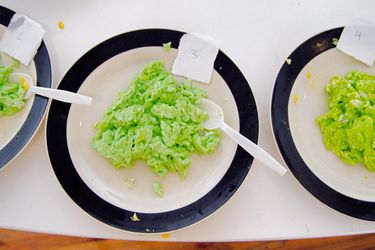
[161,233,170,239]
[58,21,64,29]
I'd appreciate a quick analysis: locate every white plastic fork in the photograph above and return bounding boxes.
[201,99,287,176]
[9,73,92,105]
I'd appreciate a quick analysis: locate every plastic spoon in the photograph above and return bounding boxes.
[201,99,287,176]
[9,73,92,105]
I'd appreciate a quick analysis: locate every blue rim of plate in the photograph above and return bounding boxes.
[46,29,259,233]
[271,27,375,221]
[0,6,51,169]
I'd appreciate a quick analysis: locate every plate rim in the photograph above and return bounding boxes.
[271,26,375,221]
[46,28,259,233]
[0,5,51,170]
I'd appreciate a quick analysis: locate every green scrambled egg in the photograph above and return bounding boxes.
[317,71,375,171]
[91,61,220,178]
[0,65,26,115]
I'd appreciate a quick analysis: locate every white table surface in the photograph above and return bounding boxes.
[1,0,375,242]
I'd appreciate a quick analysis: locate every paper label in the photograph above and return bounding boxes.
[0,14,45,65]
[172,33,220,83]
[337,16,375,66]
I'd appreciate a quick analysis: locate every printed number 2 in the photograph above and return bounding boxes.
[355,30,362,40]
[191,49,198,59]
[16,32,23,41]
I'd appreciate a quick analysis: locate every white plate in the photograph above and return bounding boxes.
[289,48,375,202]
[0,6,51,170]
[271,27,375,221]
[46,29,259,233]
[66,47,238,213]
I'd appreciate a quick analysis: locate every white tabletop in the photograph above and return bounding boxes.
[1,0,375,242]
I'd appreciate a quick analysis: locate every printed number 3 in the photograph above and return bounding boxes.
[191,49,198,59]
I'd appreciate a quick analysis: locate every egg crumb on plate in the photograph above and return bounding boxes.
[130,212,140,222]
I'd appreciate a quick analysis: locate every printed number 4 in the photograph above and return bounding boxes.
[191,49,198,59]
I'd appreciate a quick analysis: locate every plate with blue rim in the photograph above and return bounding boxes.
[45,28,259,233]
[0,6,51,171]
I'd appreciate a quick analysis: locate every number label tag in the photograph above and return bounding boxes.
[337,16,375,66]
[0,14,45,65]
[172,33,220,84]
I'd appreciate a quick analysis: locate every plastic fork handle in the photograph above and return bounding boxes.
[31,86,92,105]
[221,123,287,176]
